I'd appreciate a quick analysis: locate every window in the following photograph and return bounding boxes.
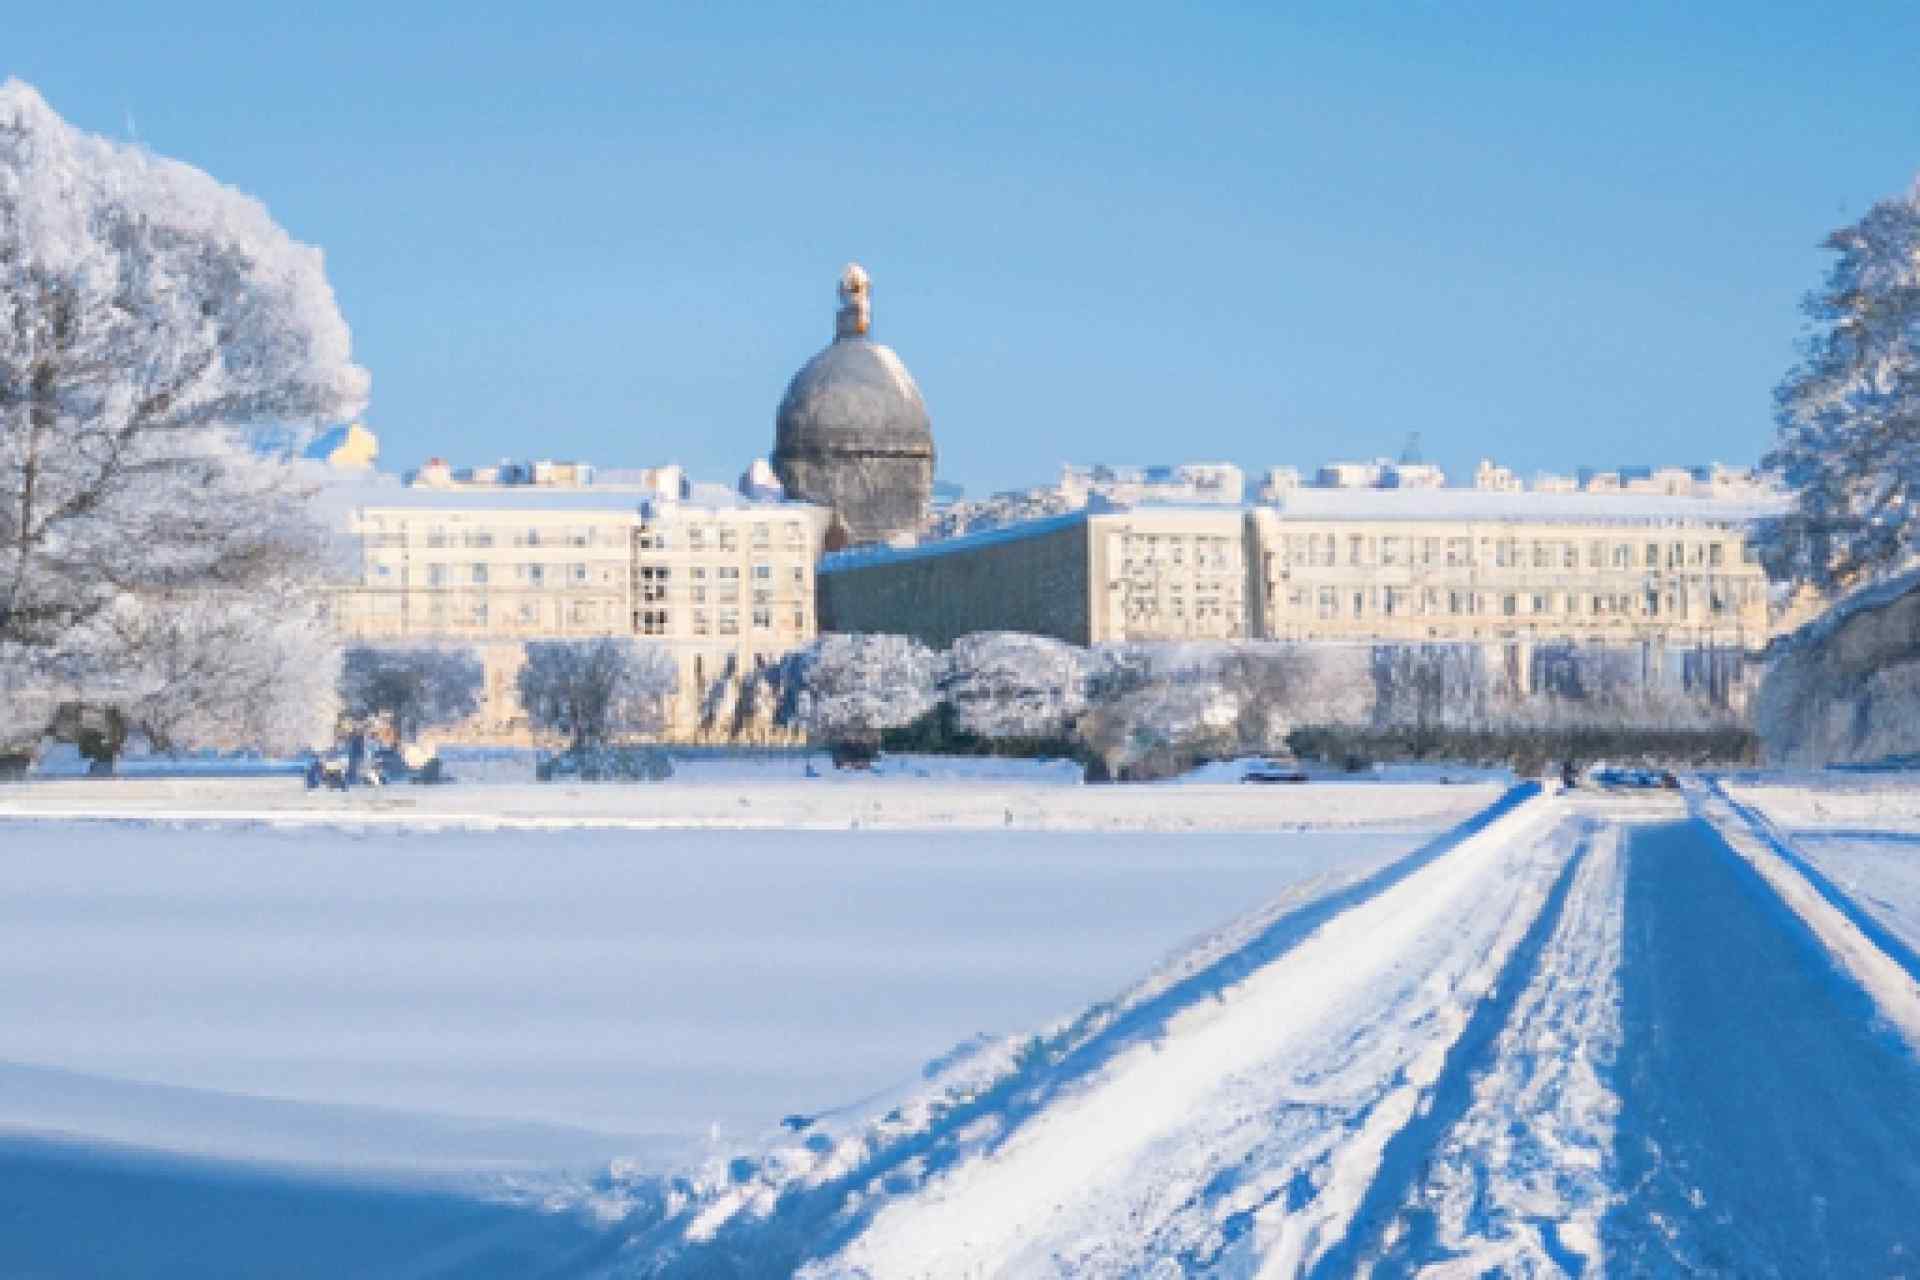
[471,563,488,585]
[751,523,770,548]
[692,610,710,636]
[1613,544,1631,568]
[719,528,738,551]
[519,601,538,624]
[1709,543,1725,568]
[752,606,771,630]
[527,564,544,586]
[719,607,739,636]
[640,609,669,636]
[689,526,707,550]
[1532,593,1548,614]
[784,521,804,546]
[1382,537,1401,566]
[752,563,772,581]
[1645,543,1659,568]
[1348,535,1365,566]
[1317,588,1337,618]
[428,564,447,587]
[572,563,588,583]
[1502,594,1518,617]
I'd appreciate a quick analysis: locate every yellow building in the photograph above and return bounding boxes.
[820,490,1783,663]
[1248,490,1774,650]
[331,486,830,738]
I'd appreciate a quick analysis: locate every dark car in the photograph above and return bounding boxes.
[1242,758,1309,784]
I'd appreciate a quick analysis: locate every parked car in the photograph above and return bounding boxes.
[1587,764,1679,791]
[1242,757,1309,784]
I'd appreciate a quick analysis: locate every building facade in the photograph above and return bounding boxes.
[821,506,1249,646]
[331,488,830,738]
[1247,492,1773,649]
[819,491,1781,671]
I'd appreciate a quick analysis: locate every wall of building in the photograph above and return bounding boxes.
[1245,508,1771,650]
[818,516,1093,647]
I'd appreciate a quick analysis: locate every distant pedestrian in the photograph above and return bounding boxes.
[345,730,366,789]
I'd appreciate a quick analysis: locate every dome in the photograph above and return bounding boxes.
[772,264,935,547]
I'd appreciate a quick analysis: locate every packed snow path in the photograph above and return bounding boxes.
[614,786,1920,1278]
[1603,818,1920,1276]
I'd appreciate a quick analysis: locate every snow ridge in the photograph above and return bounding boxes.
[1700,780,1920,1051]
[1362,823,1625,1277]
[588,785,1567,1276]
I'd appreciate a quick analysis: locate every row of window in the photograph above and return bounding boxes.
[636,607,805,637]
[1278,534,1749,572]
[1285,582,1759,621]
[638,521,810,552]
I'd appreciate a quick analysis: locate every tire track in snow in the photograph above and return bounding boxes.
[1340,823,1624,1278]
[800,793,1580,1278]
[599,786,1546,1277]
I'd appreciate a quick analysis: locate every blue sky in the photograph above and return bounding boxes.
[11,3,1918,494]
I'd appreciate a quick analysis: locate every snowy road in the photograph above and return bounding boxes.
[611,784,1920,1278]
[1604,818,1920,1276]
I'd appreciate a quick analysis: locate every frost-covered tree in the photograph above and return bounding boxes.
[941,631,1090,742]
[777,633,944,744]
[339,644,483,741]
[517,639,676,749]
[1761,179,1920,589]
[0,80,368,743]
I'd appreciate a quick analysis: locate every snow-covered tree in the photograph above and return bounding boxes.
[0,79,368,743]
[941,631,1091,741]
[777,633,944,743]
[339,644,483,741]
[1761,178,1920,589]
[517,639,676,749]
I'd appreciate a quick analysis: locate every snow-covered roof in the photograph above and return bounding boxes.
[334,480,817,517]
[1263,488,1786,525]
[824,510,1093,572]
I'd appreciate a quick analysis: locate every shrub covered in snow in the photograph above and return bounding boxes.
[940,632,1092,742]
[775,633,945,745]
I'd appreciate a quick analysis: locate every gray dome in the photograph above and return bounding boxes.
[774,337,933,457]
[771,265,935,547]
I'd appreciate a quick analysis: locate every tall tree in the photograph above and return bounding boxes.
[0,79,368,749]
[518,639,677,750]
[339,645,484,741]
[1762,180,1920,590]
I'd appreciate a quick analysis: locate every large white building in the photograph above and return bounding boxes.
[329,480,830,739]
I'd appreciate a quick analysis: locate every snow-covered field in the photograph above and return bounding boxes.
[0,779,1463,1175]
[8,771,1920,1276]
[0,762,1501,833]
